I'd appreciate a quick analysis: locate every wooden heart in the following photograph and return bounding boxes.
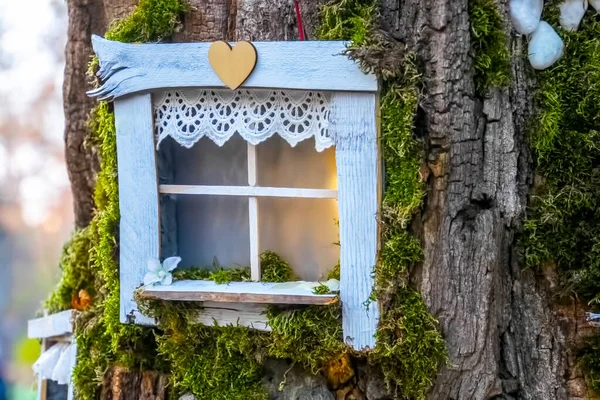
[208,41,257,90]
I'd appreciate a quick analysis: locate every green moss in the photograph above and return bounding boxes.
[373,290,446,399]
[172,267,212,281]
[468,0,511,92]
[137,295,345,398]
[73,102,164,400]
[318,0,376,45]
[312,284,332,294]
[45,228,94,313]
[260,251,297,282]
[209,267,252,284]
[267,305,345,374]
[327,262,341,281]
[105,0,186,43]
[141,301,269,400]
[172,251,296,284]
[520,10,600,301]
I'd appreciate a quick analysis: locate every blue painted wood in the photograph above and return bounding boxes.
[114,94,159,324]
[333,92,379,350]
[87,36,377,99]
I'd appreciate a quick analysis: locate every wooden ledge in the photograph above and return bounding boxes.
[28,309,77,339]
[138,280,338,305]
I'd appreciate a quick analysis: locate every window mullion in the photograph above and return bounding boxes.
[247,143,260,281]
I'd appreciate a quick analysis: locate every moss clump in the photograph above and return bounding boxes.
[138,249,344,397]
[373,290,446,399]
[172,251,296,284]
[520,10,600,300]
[374,68,447,399]
[318,0,376,45]
[312,284,332,294]
[209,267,252,284]
[327,262,341,280]
[105,0,186,43]
[267,305,345,374]
[468,0,511,92]
[142,301,269,400]
[137,296,345,398]
[260,251,297,282]
[45,228,94,313]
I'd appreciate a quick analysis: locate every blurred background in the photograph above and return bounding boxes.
[0,0,71,398]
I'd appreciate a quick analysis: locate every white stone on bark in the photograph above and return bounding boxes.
[559,0,588,31]
[528,21,565,70]
[510,0,544,34]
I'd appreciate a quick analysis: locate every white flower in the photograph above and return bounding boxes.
[324,279,340,292]
[143,256,181,286]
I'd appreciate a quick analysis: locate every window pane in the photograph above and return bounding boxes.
[157,135,247,186]
[46,380,69,400]
[257,136,337,189]
[161,194,250,268]
[258,197,339,281]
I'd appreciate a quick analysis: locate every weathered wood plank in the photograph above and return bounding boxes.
[139,280,337,305]
[192,302,270,331]
[28,310,76,339]
[333,92,379,350]
[114,94,159,324]
[88,36,377,99]
[159,184,337,198]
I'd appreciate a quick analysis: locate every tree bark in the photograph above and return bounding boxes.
[64,0,138,228]
[382,0,588,398]
[64,0,585,399]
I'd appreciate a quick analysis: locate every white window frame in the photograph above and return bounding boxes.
[89,36,380,350]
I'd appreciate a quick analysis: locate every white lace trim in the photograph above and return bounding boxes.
[154,89,334,151]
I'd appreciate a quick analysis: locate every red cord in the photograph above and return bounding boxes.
[294,0,305,40]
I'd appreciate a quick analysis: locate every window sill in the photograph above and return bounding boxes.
[138,280,337,305]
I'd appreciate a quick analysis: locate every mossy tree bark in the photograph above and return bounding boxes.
[64,0,585,399]
[383,0,587,399]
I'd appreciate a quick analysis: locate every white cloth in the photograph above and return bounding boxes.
[32,342,76,384]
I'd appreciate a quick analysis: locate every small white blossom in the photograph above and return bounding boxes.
[324,279,340,292]
[143,256,181,286]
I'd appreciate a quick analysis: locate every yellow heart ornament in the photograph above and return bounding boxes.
[208,41,257,90]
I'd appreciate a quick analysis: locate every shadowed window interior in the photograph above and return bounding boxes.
[157,135,339,281]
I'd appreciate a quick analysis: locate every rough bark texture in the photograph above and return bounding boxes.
[64,0,138,228]
[382,0,585,399]
[101,366,168,400]
[63,0,584,399]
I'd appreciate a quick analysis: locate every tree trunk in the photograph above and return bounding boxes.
[63,0,586,399]
[382,0,588,398]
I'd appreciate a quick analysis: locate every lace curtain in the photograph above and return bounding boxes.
[153,89,334,151]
